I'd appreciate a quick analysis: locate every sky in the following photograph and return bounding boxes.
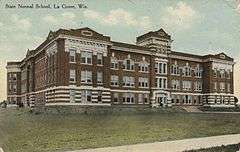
[0,0,239,101]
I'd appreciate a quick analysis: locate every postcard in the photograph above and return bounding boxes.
[0,0,240,152]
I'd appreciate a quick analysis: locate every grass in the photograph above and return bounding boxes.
[1,108,240,152]
[199,106,240,112]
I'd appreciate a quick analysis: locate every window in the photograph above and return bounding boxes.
[155,62,167,74]
[69,69,76,83]
[123,76,134,87]
[155,77,167,89]
[111,75,119,86]
[97,72,103,84]
[81,90,92,102]
[97,53,103,65]
[213,82,217,91]
[227,83,231,92]
[138,94,143,104]
[195,65,202,78]
[12,84,17,93]
[113,93,119,103]
[182,64,191,77]
[219,70,225,78]
[138,77,148,88]
[12,73,17,81]
[69,49,76,63]
[182,81,192,91]
[220,82,225,91]
[139,61,148,72]
[81,71,92,83]
[171,61,180,75]
[226,71,230,79]
[138,94,149,104]
[213,69,217,77]
[97,91,102,102]
[111,57,118,69]
[123,59,134,70]
[194,81,202,91]
[81,51,92,64]
[171,79,180,90]
[122,93,134,104]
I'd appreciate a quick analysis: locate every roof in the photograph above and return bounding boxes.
[112,41,149,51]
[136,28,171,42]
[171,51,234,62]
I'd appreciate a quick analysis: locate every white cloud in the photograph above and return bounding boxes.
[11,14,32,31]
[236,0,240,13]
[42,12,77,29]
[83,9,152,30]
[43,15,58,24]
[61,12,76,20]
[161,1,201,29]
[102,9,137,26]
[83,10,100,20]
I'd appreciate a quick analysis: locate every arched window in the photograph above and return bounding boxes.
[123,57,134,70]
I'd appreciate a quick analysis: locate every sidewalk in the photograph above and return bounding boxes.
[68,134,240,152]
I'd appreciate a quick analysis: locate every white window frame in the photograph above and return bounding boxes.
[220,82,225,91]
[155,77,167,89]
[111,57,118,69]
[122,93,134,104]
[81,70,92,83]
[97,53,103,65]
[123,76,135,87]
[81,90,92,102]
[194,81,202,91]
[155,62,167,74]
[182,81,192,91]
[171,79,180,90]
[138,77,148,88]
[111,75,119,86]
[139,61,149,72]
[69,49,76,63]
[69,69,76,83]
[195,65,202,78]
[81,51,92,64]
[123,59,134,71]
[97,72,103,84]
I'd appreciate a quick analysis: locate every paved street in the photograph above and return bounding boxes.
[68,134,240,152]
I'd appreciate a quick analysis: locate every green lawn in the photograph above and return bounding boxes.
[1,108,240,152]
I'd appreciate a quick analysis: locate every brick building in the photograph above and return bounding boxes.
[6,27,237,107]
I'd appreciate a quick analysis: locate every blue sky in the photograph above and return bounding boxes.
[0,0,240,100]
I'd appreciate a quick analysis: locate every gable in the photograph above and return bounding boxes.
[67,27,111,42]
[215,52,233,61]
